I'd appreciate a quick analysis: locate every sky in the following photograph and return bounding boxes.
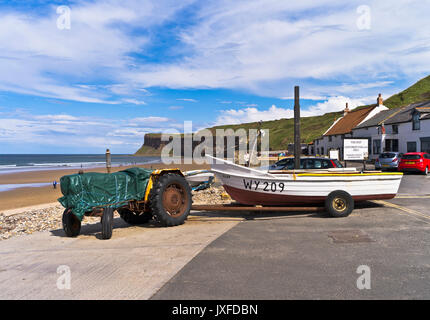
[0,0,429,154]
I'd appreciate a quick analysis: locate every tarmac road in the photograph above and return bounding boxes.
[0,214,242,299]
[153,172,430,300]
[0,172,429,299]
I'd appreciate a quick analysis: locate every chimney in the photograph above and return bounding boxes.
[377,93,383,106]
[344,102,350,116]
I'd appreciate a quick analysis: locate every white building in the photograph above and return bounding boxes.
[352,100,430,158]
[312,94,388,159]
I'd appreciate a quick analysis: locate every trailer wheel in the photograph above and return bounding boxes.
[62,208,81,237]
[149,173,192,227]
[325,190,354,218]
[118,208,152,225]
[101,207,114,239]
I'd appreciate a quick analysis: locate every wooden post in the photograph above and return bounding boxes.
[294,86,301,170]
[106,149,111,173]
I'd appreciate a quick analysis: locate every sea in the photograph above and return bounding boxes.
[0,154,161,175]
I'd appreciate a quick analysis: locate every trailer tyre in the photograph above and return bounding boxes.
[149,173,192,227]
[325,190,354,218]
[62,208,81,237]
[101,207,114,239]
[118,208,152,225]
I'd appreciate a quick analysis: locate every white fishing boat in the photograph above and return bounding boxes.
[184,170,214,187]
[207,155,403,217]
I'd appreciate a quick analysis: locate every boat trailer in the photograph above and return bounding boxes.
[191,203,325,213]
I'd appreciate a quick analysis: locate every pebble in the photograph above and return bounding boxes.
[0,205,103,241]
[0,186,229,241]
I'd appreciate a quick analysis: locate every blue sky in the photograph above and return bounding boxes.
[0,0,429,153]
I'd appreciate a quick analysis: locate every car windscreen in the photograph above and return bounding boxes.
[380,153,396,158]
[332,160,343,168]
[402,154,421,160]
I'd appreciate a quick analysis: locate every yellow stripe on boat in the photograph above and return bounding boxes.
[298,172,403,177]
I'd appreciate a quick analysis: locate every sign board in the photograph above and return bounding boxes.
[343,139,368,160]
[329,149,339,160]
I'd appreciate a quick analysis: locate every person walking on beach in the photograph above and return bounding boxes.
[53,180,57,189]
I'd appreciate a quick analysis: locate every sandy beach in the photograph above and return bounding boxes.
[0,162,210,212]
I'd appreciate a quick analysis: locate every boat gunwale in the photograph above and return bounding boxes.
[211,168,403,182]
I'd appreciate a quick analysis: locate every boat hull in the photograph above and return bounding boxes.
[223,184,396,205]
[207,156,402,206]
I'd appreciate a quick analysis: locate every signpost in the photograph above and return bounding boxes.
[343,139,369,170]
[329,149,339,160]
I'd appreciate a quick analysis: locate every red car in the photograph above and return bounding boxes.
[398,152,430,175]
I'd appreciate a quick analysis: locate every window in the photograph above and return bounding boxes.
[385,139,399,152]
[321,147,324,155]
[373,139,381,154]
[392,125,398,134]
[402,154,421,160]
[329,136,332,142]
[407,141,417,153]
[412,112,420,130]
[420,137,430,154]
[332,160,343,168]
[317,148,320,155]
[322,160,332,169]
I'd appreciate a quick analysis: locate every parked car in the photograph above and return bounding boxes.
[269,157,343,170]
[398,152,430,175]
[375,152,403,171]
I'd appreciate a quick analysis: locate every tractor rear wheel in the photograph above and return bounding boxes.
[149,173,192,227]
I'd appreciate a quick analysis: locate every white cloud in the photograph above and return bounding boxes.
[0,0,429,105]
[214,96,373,126]
[0,112,179,152]
[131,116,170,123]
[130,0,430,97]
[176,98,198,102]
[122,99,146,105]
[0,0,195,103]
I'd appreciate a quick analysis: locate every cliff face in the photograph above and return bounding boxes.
[134,134,167,155]
[134,133,245,156]
[143,134,166,149]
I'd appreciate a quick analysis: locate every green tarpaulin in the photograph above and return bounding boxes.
[58,167,153,221]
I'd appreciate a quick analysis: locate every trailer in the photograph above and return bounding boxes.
[59,168,192,240]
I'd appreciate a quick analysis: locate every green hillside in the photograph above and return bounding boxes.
[209,111,341,150]
[383,75,430,109]
[135,75,430,154]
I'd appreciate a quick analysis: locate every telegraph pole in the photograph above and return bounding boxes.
[294,86,301,170]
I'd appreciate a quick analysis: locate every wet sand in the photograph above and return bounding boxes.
[0,162,209,212]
